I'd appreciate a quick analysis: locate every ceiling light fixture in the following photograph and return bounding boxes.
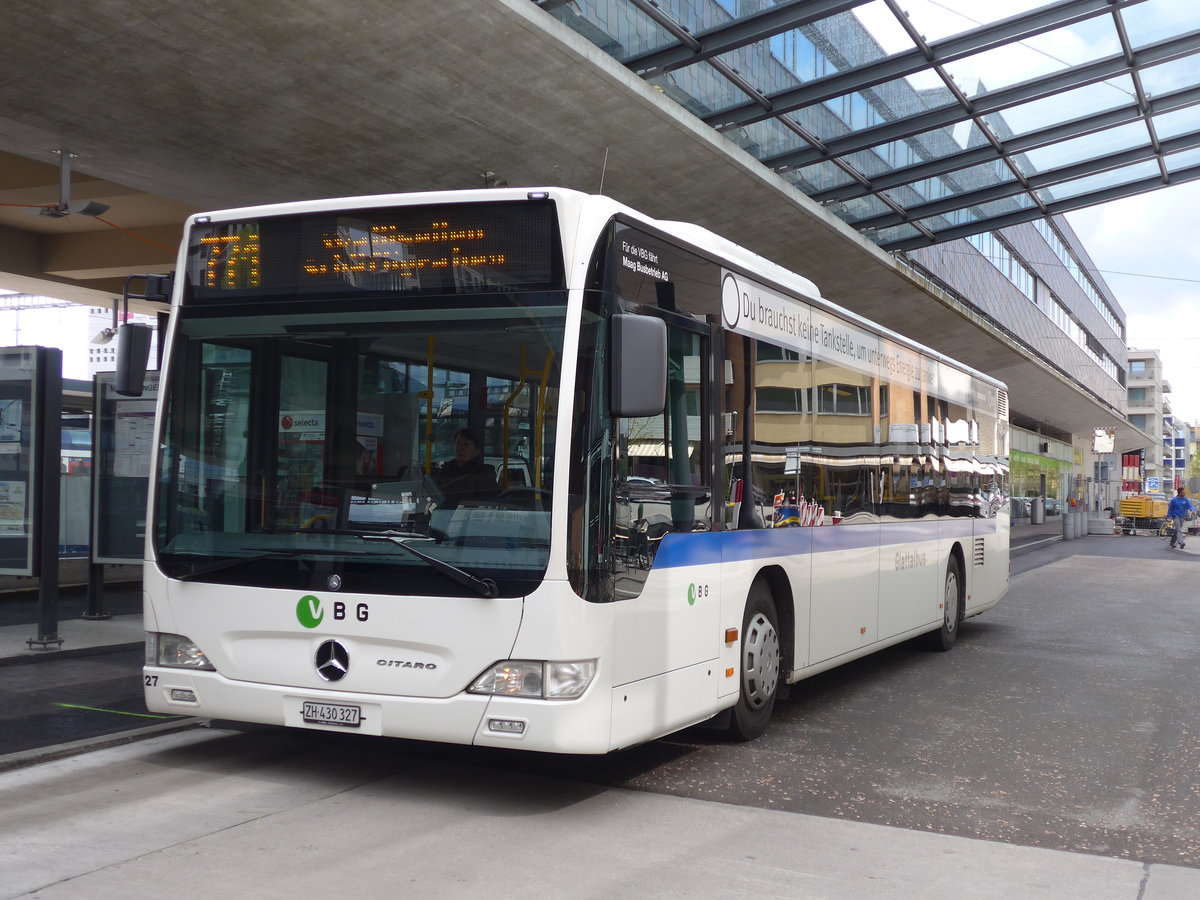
[35,149,111,219]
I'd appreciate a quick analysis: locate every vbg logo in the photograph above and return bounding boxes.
[297,595,324,628]
[296,595,370,629]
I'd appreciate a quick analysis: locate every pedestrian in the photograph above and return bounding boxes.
[1165,487,1194,549]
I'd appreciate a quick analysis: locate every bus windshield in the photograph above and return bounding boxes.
[154,295,565,598]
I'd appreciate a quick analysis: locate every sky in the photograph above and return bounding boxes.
[1065,185,1200,425]
[0,301,97,381]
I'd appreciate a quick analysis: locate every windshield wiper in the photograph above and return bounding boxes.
[263,527,500,598]
[348,528,499,599]
[170,546,369,581]
[172,549,304,581]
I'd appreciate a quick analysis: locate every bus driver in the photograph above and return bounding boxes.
[435,428,498,506]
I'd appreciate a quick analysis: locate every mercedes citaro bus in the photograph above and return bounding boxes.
[131,188,1009,753]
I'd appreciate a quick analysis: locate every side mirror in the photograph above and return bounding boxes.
[115,323,153,396]
[611,314,666,418]
[113,272,170,397]
[126,273,173,304]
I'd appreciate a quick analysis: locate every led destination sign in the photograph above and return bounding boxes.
[186,200,562,301]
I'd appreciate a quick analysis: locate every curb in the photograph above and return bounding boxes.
[0,640,143,668]
[0,718,206,774]
[1010,536,1062,557]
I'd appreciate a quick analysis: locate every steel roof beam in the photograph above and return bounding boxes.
[847,128,1200,231]
[762,29,1200,171]
[624,0,871,77]
[701,0,1148,130]
[585,0,1200,248]
[880,161,1200,250]
[809,83,1200,204]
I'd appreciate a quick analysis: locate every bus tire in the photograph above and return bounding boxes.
[930,555,963,652]
[728,581,781,741]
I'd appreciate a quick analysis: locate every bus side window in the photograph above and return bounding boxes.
[741,337,815,527]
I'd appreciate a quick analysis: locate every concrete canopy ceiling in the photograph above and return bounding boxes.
[0,0,1148,447]
[0,150,194,303]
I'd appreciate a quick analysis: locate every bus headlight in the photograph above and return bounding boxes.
[146,632,216,671]
[468,659,597,700]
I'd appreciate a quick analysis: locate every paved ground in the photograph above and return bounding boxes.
[3,720,1198,899]
[0,583,157,759]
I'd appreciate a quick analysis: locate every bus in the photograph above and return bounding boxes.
[138,188,1009,753]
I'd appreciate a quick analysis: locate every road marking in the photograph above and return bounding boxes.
[54,703,177,719]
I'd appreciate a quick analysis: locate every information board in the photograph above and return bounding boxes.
[92,371,159,564]
[0,348,42,576]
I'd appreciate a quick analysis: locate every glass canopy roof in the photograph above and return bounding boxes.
[536,0,1200,250]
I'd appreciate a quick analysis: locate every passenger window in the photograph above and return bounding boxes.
[878,341,936,520]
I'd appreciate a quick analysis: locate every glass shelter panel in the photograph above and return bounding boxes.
[93,372,160,564]
[544,0,1200,244]
[0,349,38,574]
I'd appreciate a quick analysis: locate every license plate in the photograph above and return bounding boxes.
[301,700,361,728]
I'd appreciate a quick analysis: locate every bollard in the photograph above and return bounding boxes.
[1063,509,1075,540]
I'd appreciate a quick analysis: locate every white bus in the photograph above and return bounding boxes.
[140,188,1009,753]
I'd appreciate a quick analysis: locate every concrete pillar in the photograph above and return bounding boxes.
[1063,510,1076,540]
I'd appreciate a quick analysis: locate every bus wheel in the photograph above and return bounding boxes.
[930,556,963,652]
[728,581,781,741]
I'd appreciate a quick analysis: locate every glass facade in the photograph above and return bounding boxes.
[964,229,1121,385]
[1011,449,1072,509]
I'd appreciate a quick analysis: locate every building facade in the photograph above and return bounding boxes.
[1125,348,1170,491]
[1163,403,1190,493]
[87,306,159,377]
[905,215,1128,512]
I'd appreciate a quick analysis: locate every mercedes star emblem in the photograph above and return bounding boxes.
[314,639,350,682]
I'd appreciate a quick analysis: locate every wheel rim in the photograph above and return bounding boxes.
[742,611,780,710]
[944,568,960,634]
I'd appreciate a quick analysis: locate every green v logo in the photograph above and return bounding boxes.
[296,595,324,629]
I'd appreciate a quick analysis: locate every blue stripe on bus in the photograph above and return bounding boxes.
[651,517,999,570]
